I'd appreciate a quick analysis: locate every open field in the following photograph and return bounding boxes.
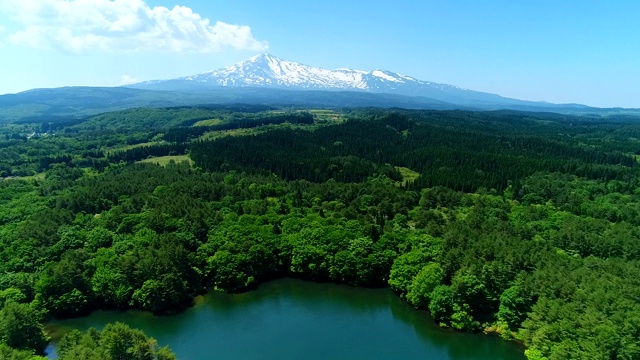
[108,141,161,153]
[395,166,420,185]
[309,109,345,124]
[1,172,46,182]
[138,155,193,167]
[193,119,223,127]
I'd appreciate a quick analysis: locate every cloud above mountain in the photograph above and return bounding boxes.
[119,74,140,85]
[0,0,268,54]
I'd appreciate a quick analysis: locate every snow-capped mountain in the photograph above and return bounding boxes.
[132,54,575,109]
[184,54,370,89]
[173,53,462,97]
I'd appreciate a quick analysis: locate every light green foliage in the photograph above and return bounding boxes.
[406,262,443,309]
[518,257,640,360]
[202,216,278,292]
[192,118,223,127]
[207,250,251,292]
[428,285,455,325]
[451,303,481,331]
[0,344,47,360]
[388,250,430,296]
[131,273,189,314]
[0,181,47,226]
[58,323,176,360]
[524,348,548,360]
[329,237,379,285]
[35,252,91,317]
[388,233,441,297]
[497,284,532,330]
[287,230,331,280]
[90,268,131,309]
[451,273,490,319]
[0,302,48,354]
[0,289,26,308]
[138,156,193,167]
[395,166,420,185]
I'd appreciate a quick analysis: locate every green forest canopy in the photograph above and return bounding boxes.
[1,106,640,359]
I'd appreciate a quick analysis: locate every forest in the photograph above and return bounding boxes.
[1,106,640,359]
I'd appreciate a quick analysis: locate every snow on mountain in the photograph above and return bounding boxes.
[176,53,462,95]
[183,54,365,89]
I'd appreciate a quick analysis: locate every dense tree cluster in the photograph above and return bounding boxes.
[191,113,637,192]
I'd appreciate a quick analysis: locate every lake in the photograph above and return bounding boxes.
[46,278,525,359]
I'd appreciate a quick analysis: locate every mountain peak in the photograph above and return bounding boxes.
[247,53,281,62]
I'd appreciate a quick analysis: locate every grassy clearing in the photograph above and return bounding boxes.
[198,127,270,141]
[107,141,161,153]
[310,109,345,124]
[2,172,46,182]
[138,155,193,167]
[395,166,420,185]
[263,109,345,124]
[25,172,47,181]
[193,118,223,127]
[197,122,318,141]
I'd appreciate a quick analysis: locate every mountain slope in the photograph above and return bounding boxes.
[0,87,229,123]
[0,86,464,123]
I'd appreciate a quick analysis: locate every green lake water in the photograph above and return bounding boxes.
[46,278,525,360]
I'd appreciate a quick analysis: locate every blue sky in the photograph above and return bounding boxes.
[0,0,638,108]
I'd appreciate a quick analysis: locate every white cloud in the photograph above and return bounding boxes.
[0,0,268,54]
[119,74,140,85]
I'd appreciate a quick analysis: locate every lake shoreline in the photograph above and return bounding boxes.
[45,278,526,360]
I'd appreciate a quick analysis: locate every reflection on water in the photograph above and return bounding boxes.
[46,279,525,360]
